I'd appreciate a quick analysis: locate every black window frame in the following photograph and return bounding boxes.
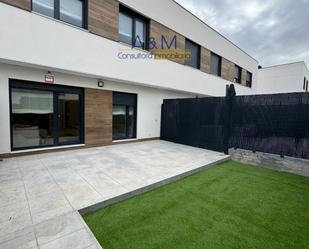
[234,65,242,84]
[119,5,149,50]
[31,0,88,29]
[210,52,222,77]
[112,91,137,141]
[185,39,201,69]
[246,71,253,88]
[303,77,307,90]
[9,79,85,151]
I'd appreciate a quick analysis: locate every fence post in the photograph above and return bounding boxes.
[223,84,236,154]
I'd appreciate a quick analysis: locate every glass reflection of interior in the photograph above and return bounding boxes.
[12,88,54,148]
[128,106,135,138]
[113,105,127,139]
[58,93,80,143]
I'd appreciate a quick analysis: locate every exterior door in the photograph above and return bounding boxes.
[57,93,81,144]
[112,92,137,140]
[10,79,84,151]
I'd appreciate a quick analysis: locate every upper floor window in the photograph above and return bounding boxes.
[303,77,307,90]
[32,0,85,28]
[185,39,200,69]
[246,71,253,88]
[210,52,221,76]
[234,65,242,83]
[119,5,148,49]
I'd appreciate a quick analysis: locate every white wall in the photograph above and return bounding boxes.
[0,2,256,97]
[303,63,309,91]
[257,62,309,94]
[0,63,193,154]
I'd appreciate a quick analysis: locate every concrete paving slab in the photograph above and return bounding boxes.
[35,212,84,246]
[39,229,93,249]
[0,228,37,249]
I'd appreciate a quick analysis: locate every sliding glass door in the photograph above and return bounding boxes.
[10,80,84,150]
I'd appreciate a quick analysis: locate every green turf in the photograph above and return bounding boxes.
[83,161,309,249]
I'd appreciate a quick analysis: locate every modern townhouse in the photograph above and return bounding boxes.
[257,61,309,94]
[0,0,258,156]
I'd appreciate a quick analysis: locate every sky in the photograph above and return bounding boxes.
[175,0,309,67]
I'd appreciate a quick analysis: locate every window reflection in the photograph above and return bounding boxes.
[12,88,54,148]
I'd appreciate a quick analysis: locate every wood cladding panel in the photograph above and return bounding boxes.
[149,20,186,65]
[85,88,113,146]
[221,58,235,82]
[200,47,211,74]
[1,0,31,10]
[88,0,119,41]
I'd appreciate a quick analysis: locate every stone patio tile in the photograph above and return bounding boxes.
[85,245,101,249]
[0,168,21,182]
[0,225,34,244]
[39,229,93,249]
[28,192,72,224]
[47,167,102,210]
[80,172,128,198]
[0,183,27,207]
[101,167,147,191]
[35,212,84,246]
[32,208,73,225]
[0,201,32,239]
[0,226,37,249]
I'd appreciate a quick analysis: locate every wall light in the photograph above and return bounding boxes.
[98,80,104,88]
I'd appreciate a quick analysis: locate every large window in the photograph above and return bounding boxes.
[210,52,222,76]
[185,39,200,69]
[246,71,253,88]
[10,80,84,150]
[32,0,85,28]
[234,65,242,84]
[119,5,148,49]
[113,92,137,140]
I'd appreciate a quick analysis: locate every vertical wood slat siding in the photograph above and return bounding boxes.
[85,88,113,146]
[88,0,119,41]
[149,20,186,65]
[221,58,235,82]
[200,47,211,74]
[1,0,31,10]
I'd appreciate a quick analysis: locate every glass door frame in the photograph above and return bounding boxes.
[9,79,84,151]
[112,92,137,141]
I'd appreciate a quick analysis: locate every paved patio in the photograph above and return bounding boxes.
[0,140,229,249]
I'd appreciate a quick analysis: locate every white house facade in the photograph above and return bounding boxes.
[0,0,258,156]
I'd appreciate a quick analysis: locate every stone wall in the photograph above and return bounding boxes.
[229,148,309,177]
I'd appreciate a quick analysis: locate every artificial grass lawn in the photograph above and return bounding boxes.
[83,161,309,249]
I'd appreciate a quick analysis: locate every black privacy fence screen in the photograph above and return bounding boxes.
[161,86,309,160]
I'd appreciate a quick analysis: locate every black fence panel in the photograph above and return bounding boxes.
[161,91,309,159]
[161,97,229,153]
[229,92,309,159]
